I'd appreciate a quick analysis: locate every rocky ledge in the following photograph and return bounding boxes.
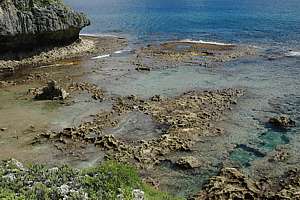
[0,0,90,55]
[193,167,300,200]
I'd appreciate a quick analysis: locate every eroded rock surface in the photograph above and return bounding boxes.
[33,80,69,100]
[268,115,296,129]
[193,168,300,200]
[176,156,201,169]
[194,168,263,200]
[133,41,256,69]
[0,0,90,54]
[39,88,243,169]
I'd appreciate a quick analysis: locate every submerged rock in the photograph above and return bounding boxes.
[269,115,296,129]
[0,0,90,54]
[35,80,69,100]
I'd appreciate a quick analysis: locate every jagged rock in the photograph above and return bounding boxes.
[35,80,69,100]
[95,135,123,150]
[0,0,90,54]
[150,95,162,102]
[69,82,104,101]
[37,88,243,169]
[269,115,296,129]
[194,168,262,200]
[193,168,300,200]
[269,149,289,162]
[176,156,201,169]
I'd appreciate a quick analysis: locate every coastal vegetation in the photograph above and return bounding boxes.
[0,159,180,200]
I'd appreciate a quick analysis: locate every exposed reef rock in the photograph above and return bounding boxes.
[194,168,263,200]
[133,41,256,69]
[34,80,69,100]
[269,115,296,129]
[193,168,300,200]
[38,88,243,169]
[0,0,90,54]
[176,156,201,169]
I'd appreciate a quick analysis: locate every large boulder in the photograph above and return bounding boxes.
[34,80,69,100]
[0,0,90,54]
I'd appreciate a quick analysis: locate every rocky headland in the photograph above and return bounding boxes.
[0,0,90,54]
[0,0,127,78]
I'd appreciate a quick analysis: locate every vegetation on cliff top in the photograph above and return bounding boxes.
[33,0,63,6]
[0,159,181,200]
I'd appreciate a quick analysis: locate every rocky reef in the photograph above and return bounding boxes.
[193,167,300,200]
[37,88,243,169]
[0,0,90,55]
[133,41,256,69]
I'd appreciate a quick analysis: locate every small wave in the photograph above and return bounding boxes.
[91,54,110,59]
[285,51,300,57]
[178,39,233,46]
[113,49,132,54]
[80,33,122,38]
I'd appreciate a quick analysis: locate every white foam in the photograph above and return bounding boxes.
[80,33,121,38]
[113,49,131,54]
[178,39,233,46]
[91,54,110,59]
[114,50,124,54]
[285,51,300,57]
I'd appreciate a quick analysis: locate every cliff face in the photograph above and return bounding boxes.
[0,0,90,53]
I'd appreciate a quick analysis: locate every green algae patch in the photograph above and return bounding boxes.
[0,159,181,200]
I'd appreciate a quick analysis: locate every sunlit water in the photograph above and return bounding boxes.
[65,0,300,48]
[1,0,299,197]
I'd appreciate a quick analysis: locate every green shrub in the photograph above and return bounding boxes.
[0,160,182,200]
[0,188,25,200]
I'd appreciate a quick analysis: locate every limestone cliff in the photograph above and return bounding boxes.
[0,0,90,53]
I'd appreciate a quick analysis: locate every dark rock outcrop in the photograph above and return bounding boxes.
[35,80,69,100]
[0,0,90,54]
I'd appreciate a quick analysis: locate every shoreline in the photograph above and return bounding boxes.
[0,35,298,199]
[0,35,127,78]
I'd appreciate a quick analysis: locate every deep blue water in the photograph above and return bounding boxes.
[65,0,300,48]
